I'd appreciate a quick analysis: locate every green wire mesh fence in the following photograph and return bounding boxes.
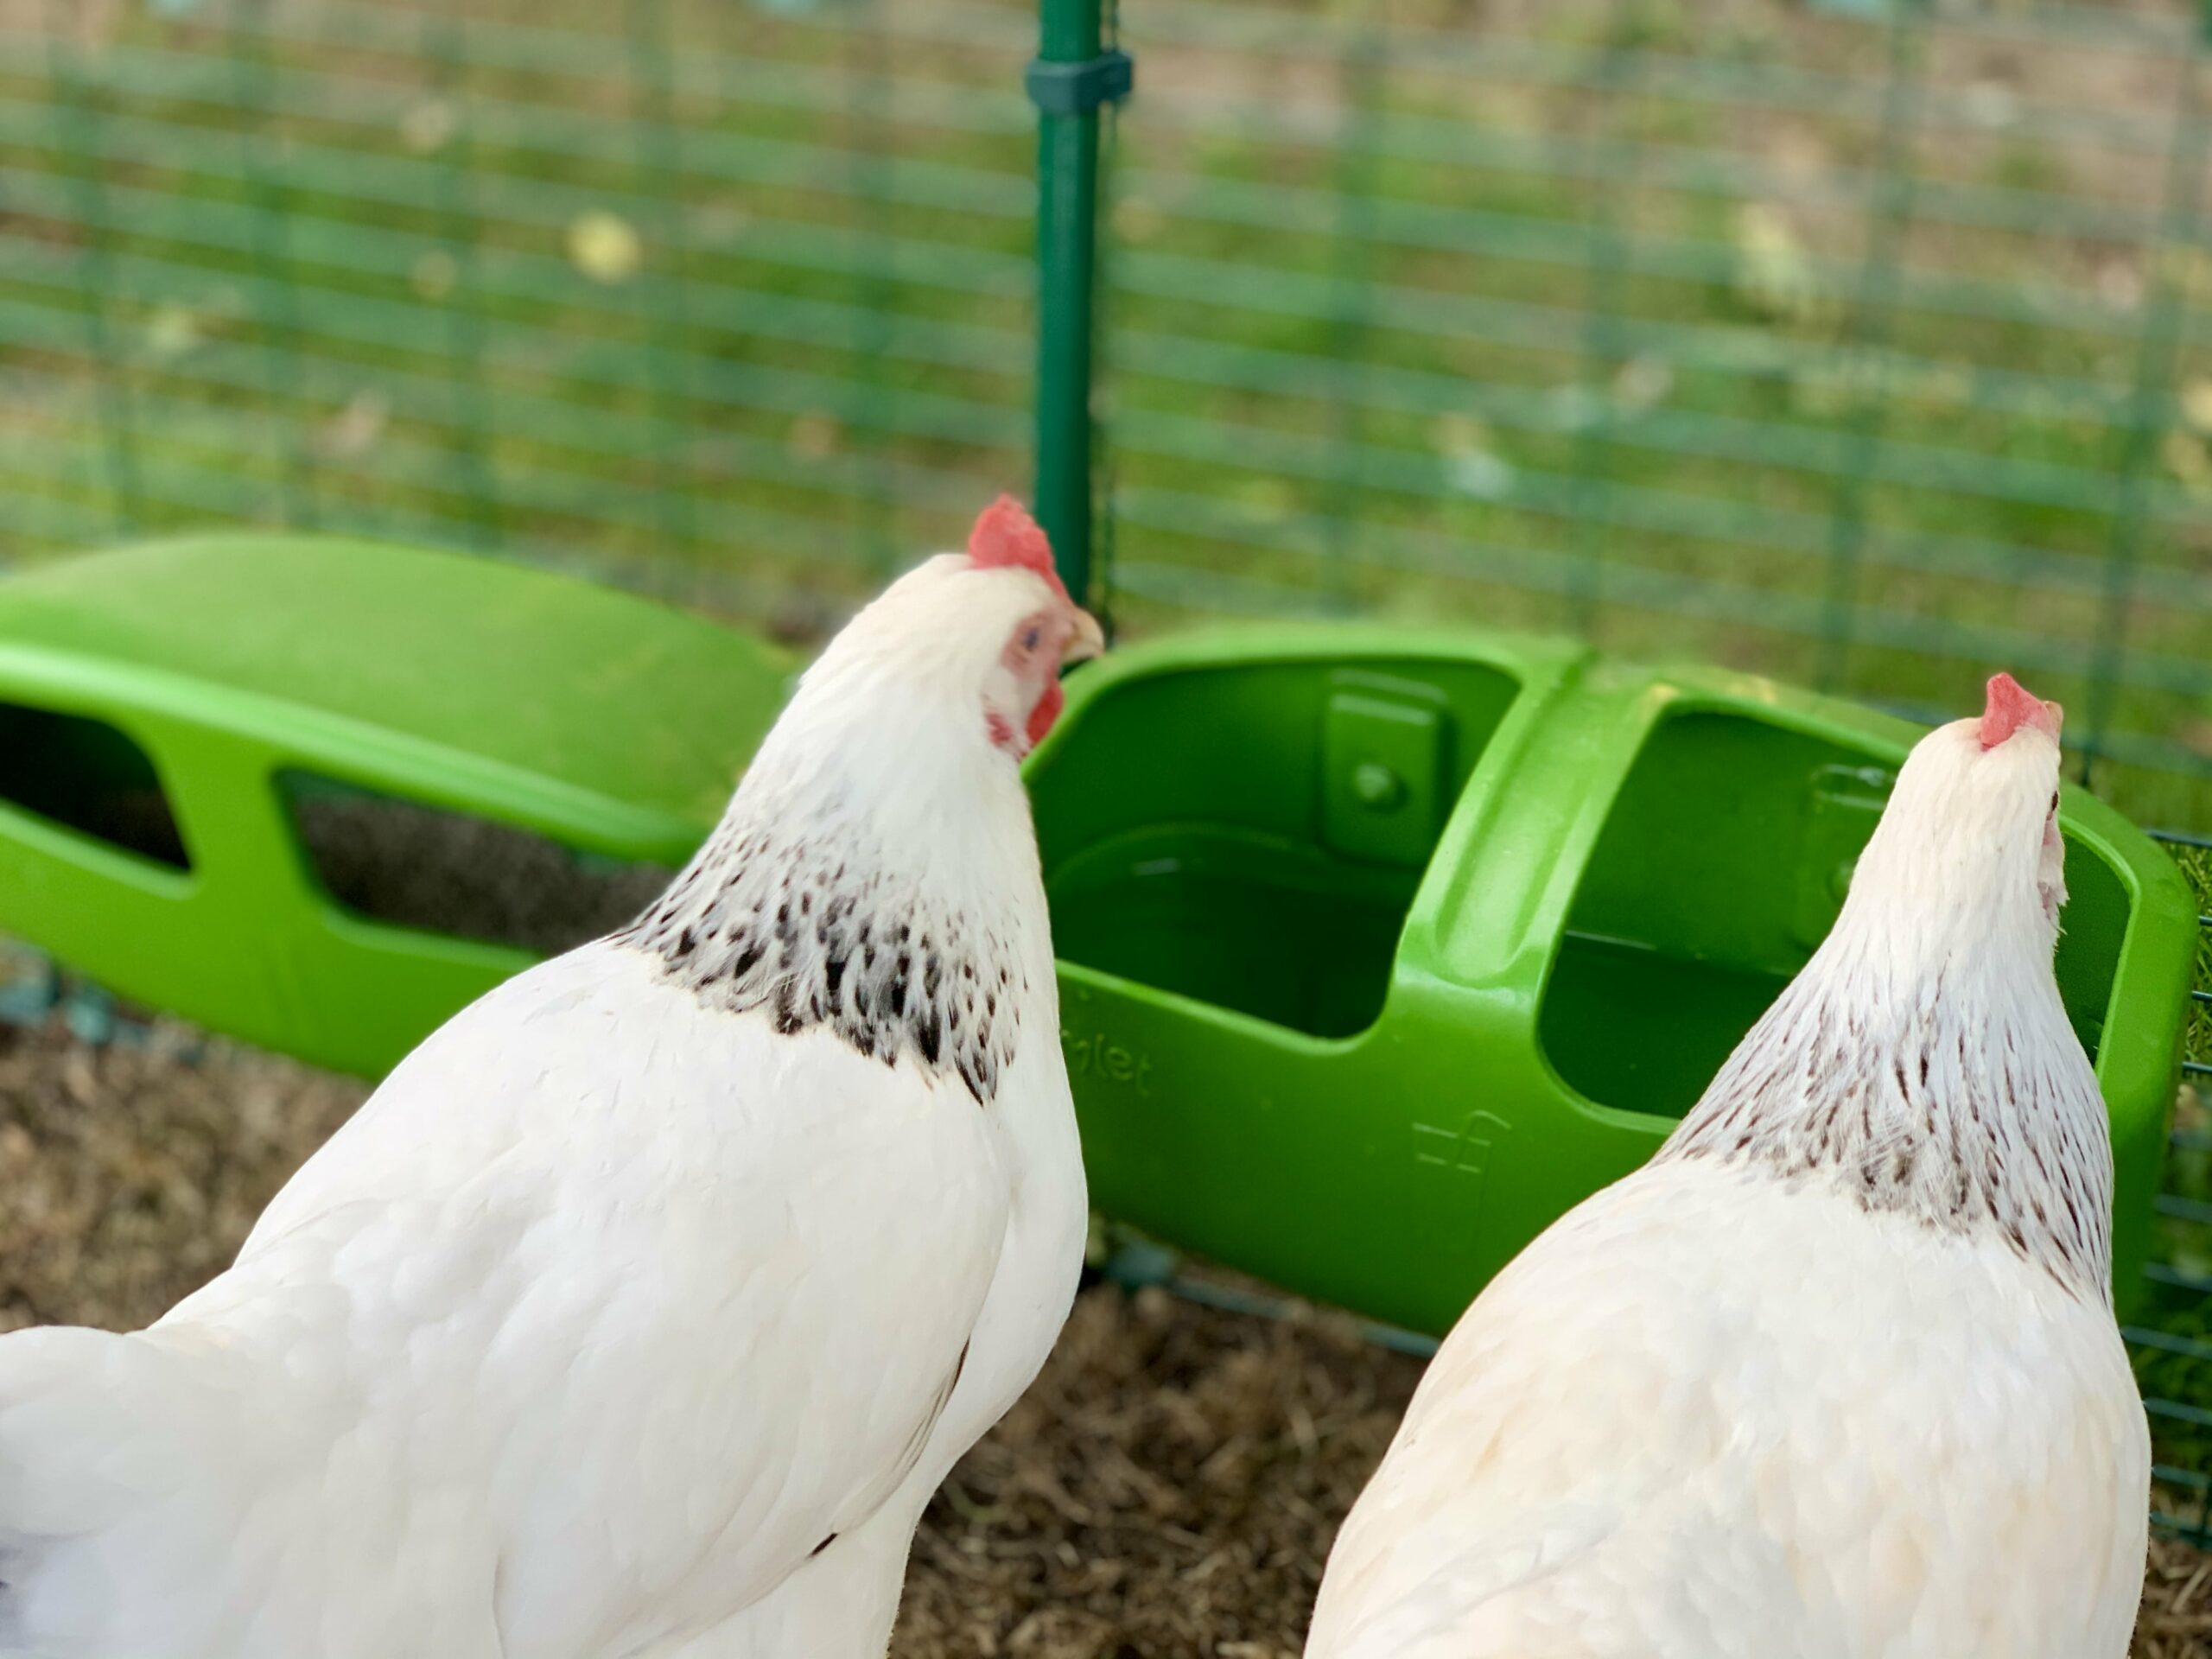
[5,0,1045,632]
[1090,0,2212,836]
[6,0,2212,1543]
[6,1,2212,825]
[2137,830,2212,1543]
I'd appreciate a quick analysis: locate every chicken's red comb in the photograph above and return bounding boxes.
[968,494,1068,601]
[1980,671,2062,749]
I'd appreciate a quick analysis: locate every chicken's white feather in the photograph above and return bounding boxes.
[0,505,1099,1659]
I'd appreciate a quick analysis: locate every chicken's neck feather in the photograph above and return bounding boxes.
[1655,925,2114,1303]
[616,685,1050,1107]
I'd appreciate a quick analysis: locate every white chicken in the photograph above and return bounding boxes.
[0,497,1104,1659]
[1305,673,2150,1659]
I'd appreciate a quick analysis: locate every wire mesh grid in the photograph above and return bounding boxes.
[1091,0,2212,837]
[6,0,2212,1550]
[3,1,2211,829]
[2140,828,2212,1546]
[3,0,1045,632]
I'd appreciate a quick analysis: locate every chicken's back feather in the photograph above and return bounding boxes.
[1,939,1017,1659]
[1307,1158,2146,1659]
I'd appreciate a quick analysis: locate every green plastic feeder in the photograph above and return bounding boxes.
[0,536,793,1077]
[0,537,2195,1338]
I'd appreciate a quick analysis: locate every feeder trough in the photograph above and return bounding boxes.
[0,536,2195,1337]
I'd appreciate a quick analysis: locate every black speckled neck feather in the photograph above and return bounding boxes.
[619,816,1027,1106]
[1657,966,2113,1303]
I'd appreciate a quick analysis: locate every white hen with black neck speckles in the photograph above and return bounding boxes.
[1661,700,2107,1300]
[1306,675,2150,1659]
[0,513,1101,1659]
[621,552,1066,1106]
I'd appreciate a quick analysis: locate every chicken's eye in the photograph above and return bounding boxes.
[2049,791,2060,817]
[1021,626,1042,652]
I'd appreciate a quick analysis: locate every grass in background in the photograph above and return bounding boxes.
[1,0,2209,827]
[2,0,2209,816]
[1094,0,2212,829]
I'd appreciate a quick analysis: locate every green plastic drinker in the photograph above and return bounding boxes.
[1031,632,2195,1332]
[0,536,2195,1337]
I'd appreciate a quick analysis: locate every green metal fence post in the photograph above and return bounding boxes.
[1029,0,1131,605]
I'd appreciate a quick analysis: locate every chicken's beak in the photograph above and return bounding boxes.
[1064,605,1106,665]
